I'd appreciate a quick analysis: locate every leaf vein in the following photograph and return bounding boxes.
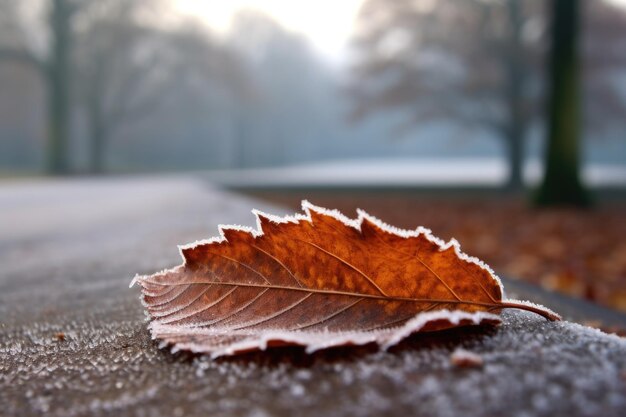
[252,244,303,287]
[294,297,365,330]
[231,293,314,330]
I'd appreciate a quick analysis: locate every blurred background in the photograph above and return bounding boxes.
[0,1,625,316]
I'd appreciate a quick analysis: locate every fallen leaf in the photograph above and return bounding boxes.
[131,201,559,357]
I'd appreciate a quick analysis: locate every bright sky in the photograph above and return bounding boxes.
[173,0,365,63]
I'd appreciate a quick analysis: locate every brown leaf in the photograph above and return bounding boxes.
[131,201,559,357]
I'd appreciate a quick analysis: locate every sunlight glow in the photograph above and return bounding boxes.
[173,0,364,62]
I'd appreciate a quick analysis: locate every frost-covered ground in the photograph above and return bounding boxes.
[1,176,625,417]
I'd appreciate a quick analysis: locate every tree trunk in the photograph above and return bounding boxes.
[46,0,73,175]
[504,0,525,192]
[89,120,107,174]
[535,0,590,206]
[88,72,107,174]
[506,126,523,191]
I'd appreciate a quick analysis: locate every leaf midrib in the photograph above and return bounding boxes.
[146,279,504,309]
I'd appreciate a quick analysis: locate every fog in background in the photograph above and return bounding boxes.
[0,0,625,184]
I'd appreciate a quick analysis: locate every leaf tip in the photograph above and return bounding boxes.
[300,199,313,211]
[129,274,140,288]
[220,225,253,243]
[303,200,361,229]
[254,211,275,232]
[252,208,302,232]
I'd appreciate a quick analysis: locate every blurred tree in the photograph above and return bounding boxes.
[582,1,626,136]
[535,0,590,206]
[0,0,80,174]
[349,0,543,190]
[74,0,154,174]
[348,0,626,191]
[46,0,74,174]
[0,0,247,174]
[74,1,245,173]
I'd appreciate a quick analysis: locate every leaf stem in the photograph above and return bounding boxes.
[498,300,561,321]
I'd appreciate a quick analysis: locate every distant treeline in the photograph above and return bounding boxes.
[0,0,624,176]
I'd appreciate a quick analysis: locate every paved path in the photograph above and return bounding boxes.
[1,176,625,417]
